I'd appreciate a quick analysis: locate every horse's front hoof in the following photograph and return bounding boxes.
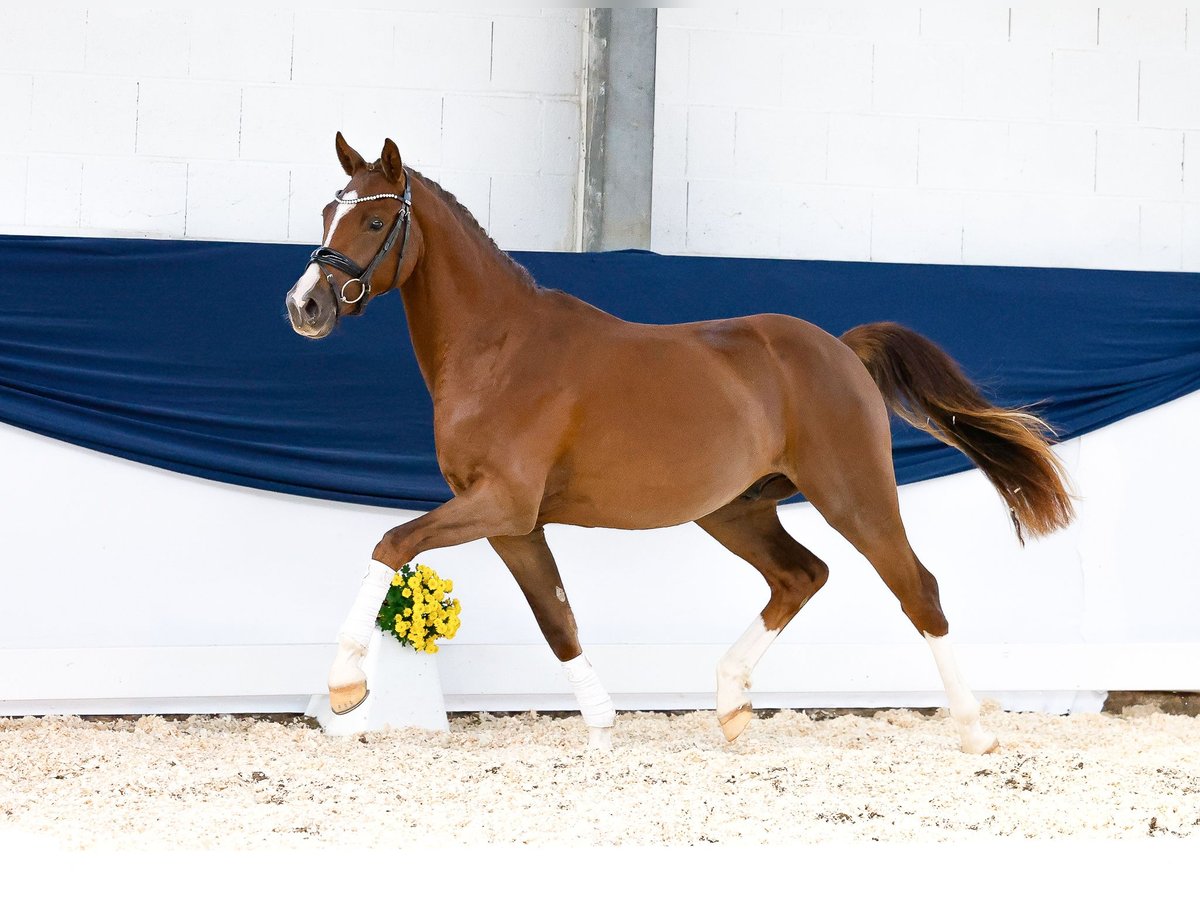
[961,732,1000,755]
[330,682,369,715]
[959,723,1000,755]
[718,704,753,742]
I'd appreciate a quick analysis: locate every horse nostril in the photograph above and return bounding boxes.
[303,298,319,323]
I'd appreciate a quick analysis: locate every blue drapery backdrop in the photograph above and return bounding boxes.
[1,234,1198,510]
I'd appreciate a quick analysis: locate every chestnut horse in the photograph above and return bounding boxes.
[285,134,1073,753]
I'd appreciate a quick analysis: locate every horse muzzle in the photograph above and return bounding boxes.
[285,289,337,340]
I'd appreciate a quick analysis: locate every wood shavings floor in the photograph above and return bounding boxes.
[2,704,1197,848]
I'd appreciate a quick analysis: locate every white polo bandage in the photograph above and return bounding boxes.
[339,559,397,647]
[563,654,615,728]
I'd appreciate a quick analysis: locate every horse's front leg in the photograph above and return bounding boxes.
[328,486,534,715]
[489,530,616,751]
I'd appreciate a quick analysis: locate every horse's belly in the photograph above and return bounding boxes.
[539,432,772,529]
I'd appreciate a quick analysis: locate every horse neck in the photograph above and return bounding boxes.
[400,179,537,395]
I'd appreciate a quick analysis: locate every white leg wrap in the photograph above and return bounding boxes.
[562,654,615,728]
[924,632,999,754]
[328,560,395,693]
[328,634,368,690]
[339,559,396,647]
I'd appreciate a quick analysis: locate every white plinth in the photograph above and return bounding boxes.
[305,629,450,735]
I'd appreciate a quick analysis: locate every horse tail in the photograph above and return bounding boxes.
[840,321,1075,544]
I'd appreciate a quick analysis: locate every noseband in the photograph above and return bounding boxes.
[309,172,413,306]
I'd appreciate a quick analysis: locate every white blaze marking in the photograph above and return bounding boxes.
[294,196,357,304]
[293,262,323,299]
[324,198,355,244]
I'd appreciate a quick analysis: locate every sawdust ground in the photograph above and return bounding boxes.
[1,702,1197,848]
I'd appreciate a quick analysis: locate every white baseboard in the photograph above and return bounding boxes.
[1,642,1195,716]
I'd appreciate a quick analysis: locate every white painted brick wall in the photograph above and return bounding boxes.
[84,8,191,78]
[1051,50,1140,123]
[79,158,188,234]
[962,45,1053,120]
[4,4,1198,270]
[1005,121,1097,194]
[0,8,88,74]
[187,9,294,84]
[1096,127,1185,198]
[1009,3,1100,49]
[872,42,967,117]
[185,162,291,242]
[30,74,139,156]
[1140,55,1200,127]
[778,184,874,260]
[1099,2,1187,52]
[871,189,966,264]
[779,37,874,113]
[1186,133,1200,199]
[917,119,1010,191]
[734,109,827,184]
[1139,200,1185,268]
[1183,202,1200,268]
[0,157,27,225]
[0,74,33,154]
[25,157,83,230]
[685,106,735,180]
[0,5,584,250]
[828,116,919,187]
[655,2,1200,271]
[136,80,243,160]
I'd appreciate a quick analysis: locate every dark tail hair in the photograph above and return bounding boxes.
[841,322,1074,544]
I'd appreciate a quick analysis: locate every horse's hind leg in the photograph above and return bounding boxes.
[807,479,999,755]
[489,529,616,751]
[697,499,830,741]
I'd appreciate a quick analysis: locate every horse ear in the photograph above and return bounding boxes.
[380,138,404,184]
[335,132,366,177]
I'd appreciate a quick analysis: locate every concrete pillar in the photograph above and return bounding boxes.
[581,9,657,252]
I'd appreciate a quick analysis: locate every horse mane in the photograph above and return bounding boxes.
[409,168,539,292]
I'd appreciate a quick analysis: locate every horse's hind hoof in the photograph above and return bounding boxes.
[960,734,998,758]
[330,683,369,715]
[960,728,1000,755]
[718,704,753,742]
[587,726,614,752]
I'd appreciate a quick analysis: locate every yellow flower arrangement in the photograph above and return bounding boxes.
[375,562,462,654]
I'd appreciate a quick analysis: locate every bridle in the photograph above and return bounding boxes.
[308,170,413,306]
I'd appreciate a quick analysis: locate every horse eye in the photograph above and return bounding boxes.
[369,218,384,230]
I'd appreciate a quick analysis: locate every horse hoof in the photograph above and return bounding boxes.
[587,726,613,752]
[718,704,753,742]
[962,731,1000,755]
[330,683,369,715]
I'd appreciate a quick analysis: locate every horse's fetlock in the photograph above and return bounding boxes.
[952,701,981,728]
[716,658,747,686]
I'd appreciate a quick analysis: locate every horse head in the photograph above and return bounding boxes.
[285,133,419,339]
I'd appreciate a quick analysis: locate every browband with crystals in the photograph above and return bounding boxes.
[310,171,413,305]
[335,191,408,205]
